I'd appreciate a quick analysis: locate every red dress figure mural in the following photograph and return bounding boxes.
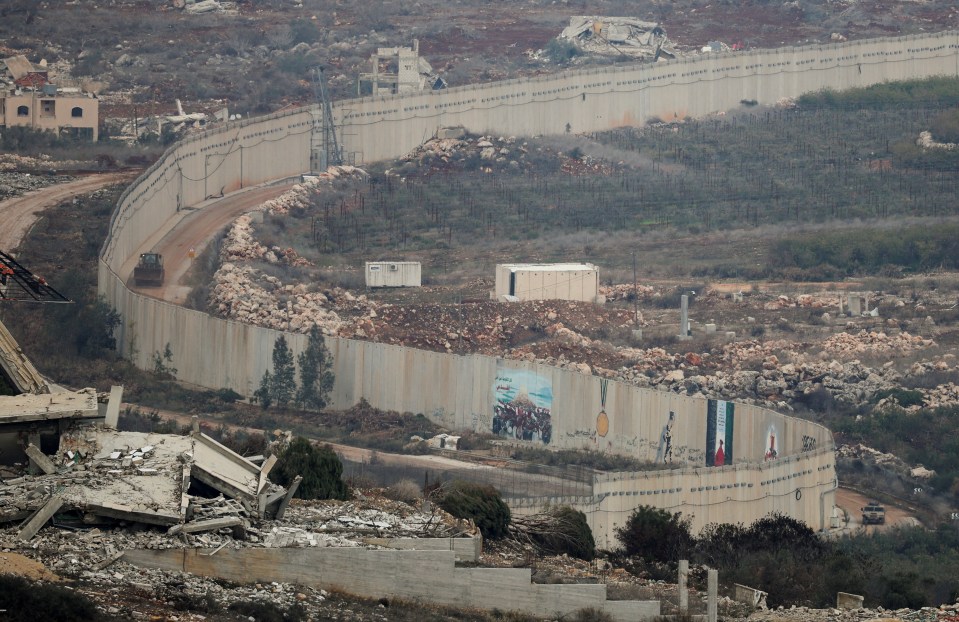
[714,440,726,466]
[765,433,778,461]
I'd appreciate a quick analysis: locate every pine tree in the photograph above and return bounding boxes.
[296,325,335,410]
[254,369,273,410]
[269,335,296,409]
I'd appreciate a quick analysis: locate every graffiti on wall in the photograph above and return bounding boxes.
[492,367,553,444]
[706,399,735,466]
[764,424,781,461]
[596,378,610,438]
[655,410,676,464]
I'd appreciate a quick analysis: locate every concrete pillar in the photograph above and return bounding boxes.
[679,295,690,339]
[678,559,689,614]
[707,568,718,622]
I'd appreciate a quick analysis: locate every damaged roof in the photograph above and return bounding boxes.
[3,425,295,540]
[558,16,676,58]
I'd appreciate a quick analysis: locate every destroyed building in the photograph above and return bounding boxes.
[358,39,447,96]
[0,55,99,141]
[558,17,677,60]
[0,310,297,541]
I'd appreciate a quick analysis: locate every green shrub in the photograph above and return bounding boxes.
[271,437,350,500]
[438,480,511,540]
[616,505,693,562]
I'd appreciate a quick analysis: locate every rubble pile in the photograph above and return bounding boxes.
[261,166,367,216]
[0,171,73,200]
[0,153,86,173]
[749,602,959,622]
[210,262,347,335]
[600,283,657,301]
[399,133,624,177]
[558,16,677,59]
[820,330,935,357]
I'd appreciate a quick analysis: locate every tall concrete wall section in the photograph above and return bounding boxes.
[335,31,959,163]
[101,107,314,273]
[98,31,959,540]
[509,447,836,548]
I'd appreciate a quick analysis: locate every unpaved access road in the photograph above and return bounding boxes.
[128,405,590,498]
[834,487,920,533]
[122,183,292,305]
[0,172,136,252]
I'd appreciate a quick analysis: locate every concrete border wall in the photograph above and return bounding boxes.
[98,31,959,541]
[122,547,660,622]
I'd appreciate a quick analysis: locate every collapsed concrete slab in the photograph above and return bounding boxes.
[0,424,293,535]
[558,16,676,59]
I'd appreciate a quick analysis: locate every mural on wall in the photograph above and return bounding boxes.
[596,379,610,439]
[492,367,553,444]
[764,423,780,461]
[656,410,676,464]
[706,399,735,466]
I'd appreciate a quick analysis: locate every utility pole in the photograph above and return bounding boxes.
[632,252,638,324]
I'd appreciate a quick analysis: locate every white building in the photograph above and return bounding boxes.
[493,263,600,303]
[365,261,422,288]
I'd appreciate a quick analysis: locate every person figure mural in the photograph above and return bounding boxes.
[765,433,778,461]
[714,439,726,466]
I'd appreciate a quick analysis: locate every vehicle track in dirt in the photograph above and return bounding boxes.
[122,183,293,305]
[0,172,136,252]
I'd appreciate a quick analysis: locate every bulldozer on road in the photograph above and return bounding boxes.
[134,252,165,287]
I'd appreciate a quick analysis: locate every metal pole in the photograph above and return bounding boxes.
[632,252,638,324]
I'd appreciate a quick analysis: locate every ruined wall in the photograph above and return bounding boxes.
[122,548,660,622]
[98,31,959,538]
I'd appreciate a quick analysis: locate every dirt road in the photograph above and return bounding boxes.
[834,487,920,533]
[122,183,292,305]
[0,172,135,252]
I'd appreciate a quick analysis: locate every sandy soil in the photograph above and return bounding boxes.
[0,552,60,582]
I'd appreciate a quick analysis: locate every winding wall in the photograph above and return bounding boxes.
[99,31,959,544]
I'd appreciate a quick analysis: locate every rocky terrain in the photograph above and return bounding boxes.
[206,170,959,417]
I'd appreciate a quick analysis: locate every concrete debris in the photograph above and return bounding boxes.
[400,134,623,176]
[0,424,292,535]
[558,16,677,59]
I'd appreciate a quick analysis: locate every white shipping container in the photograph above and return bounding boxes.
[494,263,599,302]
[365,261,422,288]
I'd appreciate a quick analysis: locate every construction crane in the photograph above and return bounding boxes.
[0,250,69,303]
[310,66,343,172]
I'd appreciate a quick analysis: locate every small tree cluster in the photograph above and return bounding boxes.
[512,505,596,561]
[437,480,511,540]
[615,505,694,561]
[271,437,349,500]
[255,328,334,411]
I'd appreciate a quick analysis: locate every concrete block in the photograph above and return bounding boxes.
[678,559,689,613]
[104,385,123,428]
[18,496,64,541]
[734,583,768,609]
[24,444,56,475]
[707,569,718,622]
[705,323,717,334]
[837,592,864,610]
